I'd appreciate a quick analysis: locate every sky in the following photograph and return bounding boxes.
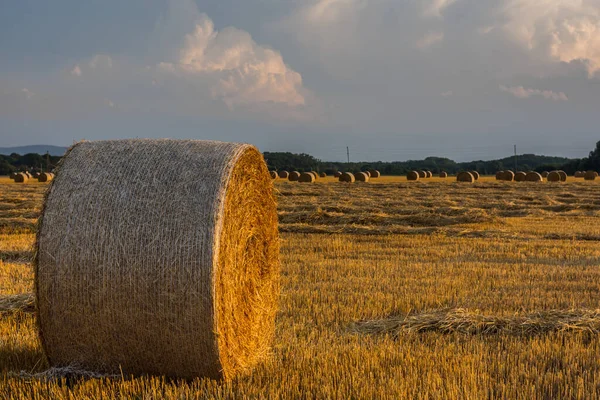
[0,0,599,162]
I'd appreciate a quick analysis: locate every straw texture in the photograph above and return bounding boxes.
[35,139,280,380]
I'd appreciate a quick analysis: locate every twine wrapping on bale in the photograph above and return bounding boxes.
[558,170,567,182]
[269,171,278,179]
[35,139,280,380]
[38,172,53,183]
[278,171,289,179]
[456,172,474,183]
[470,171,479,181]
[407,171,419,181]
[439,171,448,178]
[525,171,543,182]
[514,171,527,182]
[547,171,561,182]
[355,172,370,182]
[298,172,316,183]
[339,172,355,183]
[369,170,381,178]
[502,170,515,181]
[14,173,28,183]
[584,170,598,181]
[288,171,301,181]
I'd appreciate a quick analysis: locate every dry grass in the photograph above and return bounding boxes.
[2,175,600,398]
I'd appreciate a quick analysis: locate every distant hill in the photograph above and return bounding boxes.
[0,145,68,156]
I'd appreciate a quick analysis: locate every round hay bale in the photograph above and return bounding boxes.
[470,171,480,181]
[456,172,475,182]
[339,172,355,183]
[9,172,17,180]
[37,172,53,183]
[369,170,380,178]
[307,171,318,180]
[355,172,370,182]
[319,172,327,178]
[584,170,598,181]
[298,172,316,183]
[541,171,549,178]
[35,139,280,380]
[418,170,427,178]
[525,171,543,182]
[269,171,277,179]
[33,172,40,179]
[495,171,504,180]
[514,171,527,182]
[558,170,567,182]
[547,171,561,182]
[14,173,28,183]
[334,171,342,178]
[426,171,433,178]
[278,171,289,179]
[288,171,301,181]
[502,170,515,181]
[439,171,448,178]
[574,171,583,178]
[407,171,420,181]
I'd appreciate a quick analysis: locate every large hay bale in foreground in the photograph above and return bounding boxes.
[456,172,474,182]
[35,139,279,380]
[502,170,515,181]
[439,171,448,178]
[584,170,598,181]
[299,172,316,183]
[278,171,289,179]
[558,170,567,182]
[418,170,427,178]
[547,171,561,182]
[514,171,527,182]
[14,173,28,183]
[288,171,301,181]
[407,171,419,181]
[339,172,355,182]
[355,172,370,182]
[525,171,543,182]
[470,171,480,181]
[37,172,53,183]
[369,170,380,178]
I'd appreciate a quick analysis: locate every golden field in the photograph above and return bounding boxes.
[2,175,600,398]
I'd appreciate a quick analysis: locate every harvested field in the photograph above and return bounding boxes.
[2,175,600,398]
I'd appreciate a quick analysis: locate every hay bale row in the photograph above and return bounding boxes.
[35,139,279,380]
[38,172,55,182]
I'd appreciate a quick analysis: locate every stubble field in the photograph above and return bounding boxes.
[2,176,600,398]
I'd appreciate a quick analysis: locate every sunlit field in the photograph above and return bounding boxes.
[2,175,600,398]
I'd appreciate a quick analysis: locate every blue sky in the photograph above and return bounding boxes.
[1,0,599,161]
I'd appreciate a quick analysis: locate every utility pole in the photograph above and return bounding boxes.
[346,146,350,163]
[514,145,517,172]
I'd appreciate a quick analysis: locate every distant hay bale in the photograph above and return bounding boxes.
[334,171,342,178]
[470,171,479,181]
[547,171,561,182]
[558,170,567,182]
[270,171,278,179]
[25,172,32,179]
[407,171,420,181]
[426,171,433,178]
[355,172,370,182]
[514,171,527,182]
[584,170,598,181]
[14,173,28,183]
[339,172,355,182]
[278,171,289,179]
[288,171,301,181]
[308,171,318,180]
[35,139,279,380]
[495,171,504,180]
[502,170,515,181]
[439,171,448,178]
[9,172,17,180]
[320,172,327,178]
[574,171,584,178]
[456,172,475,182]
[369,170,380,178]
[33,172,40,179]
[525,171,543,182]
[418,170,427,178]
[298,172,316,183]
[541,171,549,178]
[38,172,54,183]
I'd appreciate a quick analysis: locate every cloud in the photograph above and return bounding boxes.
[89,55,113,69]
[21,88,34,99]
[500,85,569,101]
[422,0,459,18]
[70,65,82,77]
[416,32,444,49]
